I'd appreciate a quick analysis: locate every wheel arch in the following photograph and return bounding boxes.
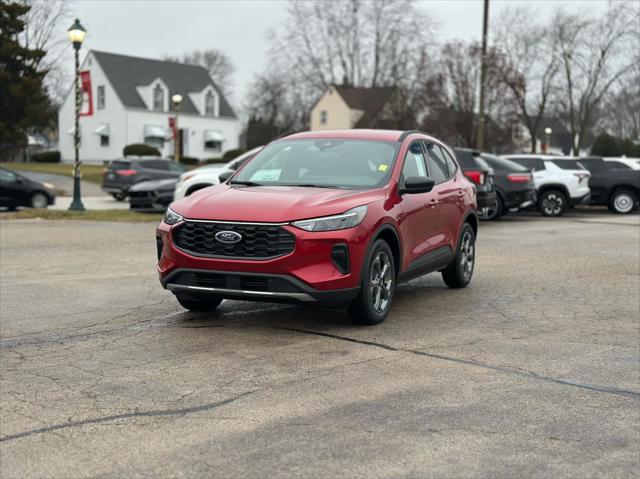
[372,223,402,278]
[537,183,571,199]
[463,210,479,238]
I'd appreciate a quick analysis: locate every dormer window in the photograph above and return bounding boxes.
[153,84,164,111]
[205,90,215,116]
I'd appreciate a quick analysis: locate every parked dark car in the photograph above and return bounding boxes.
[128,178,178,212]
[0,167,56,210]
[479,154,536,220]
[578,157,640,213]
[452,148,497,211]
[102,158,187,200]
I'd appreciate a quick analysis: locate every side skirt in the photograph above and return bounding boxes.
[397,245,454,284]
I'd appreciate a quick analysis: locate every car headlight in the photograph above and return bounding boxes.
[42,182,54,190]
[292,205,368,232]
[163,207,183,225]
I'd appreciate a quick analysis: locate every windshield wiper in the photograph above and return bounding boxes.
[292,183,343,189]
[229,180,263,187]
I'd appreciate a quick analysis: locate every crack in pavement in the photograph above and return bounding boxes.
[0,390,257,444]
[278,327,640,401]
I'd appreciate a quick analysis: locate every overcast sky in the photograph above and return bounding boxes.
[64,0,612,110]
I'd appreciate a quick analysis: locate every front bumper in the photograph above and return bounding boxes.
[504,189,537,210]
[130,190,173,213]
[156,219,371,300]
[569,192,591,206]
[161,268,360,305]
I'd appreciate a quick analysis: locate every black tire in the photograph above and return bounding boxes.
[176,295,223,312]
[482,195,503,221]
[30,192,49,209]
[348,239,396,325]
[111,192,127,201]
[442,223,475,289]
[538,189,567,217]
[609,188,638,214]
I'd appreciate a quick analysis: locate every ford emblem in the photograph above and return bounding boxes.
[215,230,242,244]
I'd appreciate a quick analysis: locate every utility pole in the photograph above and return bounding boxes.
[476,0,489,151]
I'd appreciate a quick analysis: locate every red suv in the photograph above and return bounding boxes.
[157,130,478,324]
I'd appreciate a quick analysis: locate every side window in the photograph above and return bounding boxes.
[167,162,187,173]
[402,142,428,179]
[536,159,546,171]
[579,159,604,173]
[143,160,169,170]
[0,168,17,182]
[425,143,449,185]
[442,148,458,175]
[424,143,449,184]
[606,161,631,170]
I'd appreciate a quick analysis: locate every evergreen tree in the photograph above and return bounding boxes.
[0,0,53,160]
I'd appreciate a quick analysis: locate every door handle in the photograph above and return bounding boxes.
[457,190,464,196]
[428,198,439,207]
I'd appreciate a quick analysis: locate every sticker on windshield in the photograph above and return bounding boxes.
[378,164,388,172]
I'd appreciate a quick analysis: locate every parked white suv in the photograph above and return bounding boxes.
[173,147,262,200]
[502,155,591,217]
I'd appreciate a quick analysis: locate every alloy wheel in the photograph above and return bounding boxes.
[31,193,48,209]
[370,251,393,313]
[460,230,474,281]
[542,193,564,216]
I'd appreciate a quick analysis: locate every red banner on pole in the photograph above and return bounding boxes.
[79,70,93,116]
[168,117,176,139]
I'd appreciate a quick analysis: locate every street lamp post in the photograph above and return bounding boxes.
[172,94,183,163]
[67,19,87,211]
[544,127,552,154]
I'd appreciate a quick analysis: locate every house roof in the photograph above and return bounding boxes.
[91,50,236,118]
[332,85,397,128]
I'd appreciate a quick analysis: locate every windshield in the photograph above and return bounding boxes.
[231,139,399,189]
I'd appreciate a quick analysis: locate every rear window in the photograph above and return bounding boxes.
[453,149,485,169]
[550,159,585,170]
[110,161,131,170]
[481,154,527,172]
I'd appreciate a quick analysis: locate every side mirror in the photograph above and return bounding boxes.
[401,176,435,194]
[218,170,233,183]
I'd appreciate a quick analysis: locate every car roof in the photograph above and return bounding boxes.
[281,129,440,143]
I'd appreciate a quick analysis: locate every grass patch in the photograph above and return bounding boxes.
[0,162,105,184]
[1,209,163,222]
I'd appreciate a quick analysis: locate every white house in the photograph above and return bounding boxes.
[58,50,241,163]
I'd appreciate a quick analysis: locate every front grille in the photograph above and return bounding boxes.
[175,271,301,293]
[173,221,295,259]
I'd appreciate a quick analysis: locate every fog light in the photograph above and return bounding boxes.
[331,244,350,274]
[156,235,163,261]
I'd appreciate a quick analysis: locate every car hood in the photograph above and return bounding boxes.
[171,184,385,222]
[130,178,178,192]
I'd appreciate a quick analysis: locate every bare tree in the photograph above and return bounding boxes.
[421,41,515,151]
[493,6,559,152]
[164,49,235,98]
[550,2,639,155]
[263,0,434,126]
[19,0,71,106]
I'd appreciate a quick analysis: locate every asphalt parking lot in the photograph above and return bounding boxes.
[1,211,639,478]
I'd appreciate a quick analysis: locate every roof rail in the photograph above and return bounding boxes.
[398,130,428,142]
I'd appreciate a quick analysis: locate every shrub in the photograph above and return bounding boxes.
[591,133,621,156]
[223,148,245,161]
[203,157,226,164]
[123,143,160,157]
[31,151,61,163]
[178,156,199,165]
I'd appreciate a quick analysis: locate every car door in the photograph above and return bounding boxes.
[398,141,442,271]
[579,158,607,203]
[424,143,463,248]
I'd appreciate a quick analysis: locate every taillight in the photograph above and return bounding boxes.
[115,169,137,176]
[507,173,532,183]
[573,172,589,181]
[464,170,485,185]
